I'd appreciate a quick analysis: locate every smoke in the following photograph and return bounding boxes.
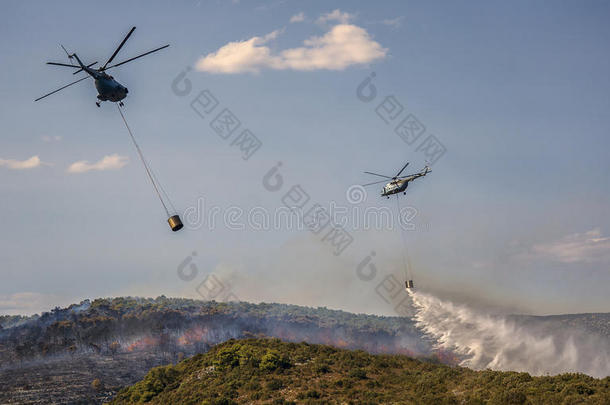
[408,290,610,378]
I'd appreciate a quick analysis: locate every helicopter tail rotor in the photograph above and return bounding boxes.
[60,44,75,65]
[423,161,431,174]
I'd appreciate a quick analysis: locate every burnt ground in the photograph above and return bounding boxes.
[0,352,173,405]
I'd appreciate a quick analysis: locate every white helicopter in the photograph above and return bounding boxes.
[363,162,431,198]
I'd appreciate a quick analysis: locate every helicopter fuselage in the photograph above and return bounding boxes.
[380,169,429,197]
[381,178,410,196]
[73,54,128,103]
[94,75,128,102]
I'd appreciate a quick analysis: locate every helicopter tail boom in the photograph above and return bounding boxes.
[69,53,98,78]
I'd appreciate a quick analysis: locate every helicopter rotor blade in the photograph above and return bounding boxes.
[104,44,170,70]
[72,61,98,74]
[102,26,136,69]
[395,162,410,177]
[363,180,389,187]
[47,62,82,68]
[364,171,392,179]
[34,76,90,102]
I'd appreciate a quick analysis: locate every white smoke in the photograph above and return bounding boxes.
[408,290,610,378]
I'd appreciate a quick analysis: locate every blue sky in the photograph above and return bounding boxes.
[1,0,609,316]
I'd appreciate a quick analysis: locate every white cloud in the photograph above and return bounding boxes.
[316,9,354,25]
[290,11,305,23]
[196,19,387,74]
[0,155,44,170]
[67,154,128,174]
[382,16,404,29]
[527,228,610,264]
[42,135,62,143]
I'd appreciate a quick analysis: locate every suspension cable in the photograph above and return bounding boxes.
[395,195,413,281]
[149,166,177,214]
[117,104,170,217]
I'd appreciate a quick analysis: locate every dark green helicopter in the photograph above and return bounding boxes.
[35,27,168,107]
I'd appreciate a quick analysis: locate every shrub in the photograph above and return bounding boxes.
[490,389,528,405]
[91,378,103,391]
[314,362,330,373]
[349,368,367,379]
[259,349,290,371]
[297,389,321,399]
[267,378,284,390]
[214,345,241,368]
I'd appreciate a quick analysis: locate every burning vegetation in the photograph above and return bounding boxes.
[0,296,435,365]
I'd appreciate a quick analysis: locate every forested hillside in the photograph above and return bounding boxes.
[0,296,432,365]
[2,297,610,404]
[112,338,610,405]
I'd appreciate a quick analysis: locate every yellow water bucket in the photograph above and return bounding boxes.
[168,215,184,232]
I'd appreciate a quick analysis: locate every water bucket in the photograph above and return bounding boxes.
[168,215,184,232]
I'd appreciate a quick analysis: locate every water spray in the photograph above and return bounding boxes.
[406,289,610,377]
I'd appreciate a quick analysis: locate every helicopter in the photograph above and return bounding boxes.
[35,27,169,107]
[363,162,431,198]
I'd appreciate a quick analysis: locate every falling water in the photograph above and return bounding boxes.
[407,289,610,377]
